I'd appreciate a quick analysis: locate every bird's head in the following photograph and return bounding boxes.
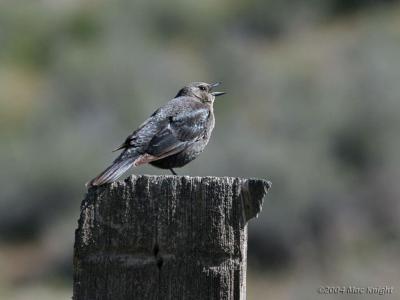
[175,82,226,104]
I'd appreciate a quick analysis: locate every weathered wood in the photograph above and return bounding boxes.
[73,175,270,300]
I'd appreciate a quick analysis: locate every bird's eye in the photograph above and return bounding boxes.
[199,86,206,91]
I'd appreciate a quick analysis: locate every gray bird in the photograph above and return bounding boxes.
[87,82,226,187]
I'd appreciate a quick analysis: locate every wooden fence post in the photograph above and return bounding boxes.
[73,175,271,300]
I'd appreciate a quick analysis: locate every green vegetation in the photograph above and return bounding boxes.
[1,0,400,299]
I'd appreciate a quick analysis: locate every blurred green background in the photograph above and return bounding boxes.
[1,0,400,299]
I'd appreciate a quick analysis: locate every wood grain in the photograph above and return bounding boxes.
[73,175,270,300]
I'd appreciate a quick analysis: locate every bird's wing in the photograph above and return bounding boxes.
[145,108,210,157]
[112,117,155,152]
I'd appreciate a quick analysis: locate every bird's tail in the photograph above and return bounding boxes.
[87,157,136,187]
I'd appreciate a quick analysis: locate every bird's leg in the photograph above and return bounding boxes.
[169,168,177,175]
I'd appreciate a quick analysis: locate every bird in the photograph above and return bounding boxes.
[87,82,226,187]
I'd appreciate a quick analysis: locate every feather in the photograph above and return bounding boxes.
[87,157,136,187]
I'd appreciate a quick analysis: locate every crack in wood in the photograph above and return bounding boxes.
[74,175,270,300]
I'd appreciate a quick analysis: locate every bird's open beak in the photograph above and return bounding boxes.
[209,82,226,97]
[211,91,226,97]
[209,82,221,89]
